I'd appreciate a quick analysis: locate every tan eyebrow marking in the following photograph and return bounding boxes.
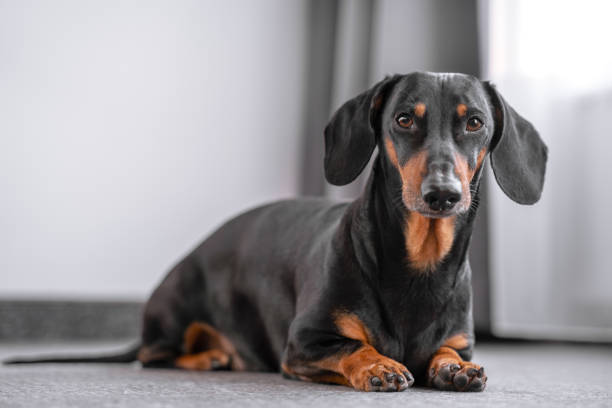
[456,104,468,117]
[414,103,426,118]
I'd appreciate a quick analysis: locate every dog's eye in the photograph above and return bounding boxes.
[466,117,483,132]
[396,113,414,129]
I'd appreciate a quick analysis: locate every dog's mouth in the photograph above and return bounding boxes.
[416,208,458,219]
[403,196,470,219]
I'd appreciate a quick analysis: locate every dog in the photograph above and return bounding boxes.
[5,72,547,392]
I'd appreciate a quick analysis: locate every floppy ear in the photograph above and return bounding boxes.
[324,75,401,186]
[484,82,548,204]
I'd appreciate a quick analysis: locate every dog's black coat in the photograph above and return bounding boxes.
[5,72,547,391]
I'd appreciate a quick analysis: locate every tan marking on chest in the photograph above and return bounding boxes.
[405,212,456,271]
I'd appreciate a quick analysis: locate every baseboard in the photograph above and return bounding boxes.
[0,300,143,341]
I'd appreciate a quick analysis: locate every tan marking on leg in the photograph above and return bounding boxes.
[283,314,413,391]
[430,346,465,369]
[405,212,456,271]
[315,344,411,391]
[334,312,373,344]
[178,321,246,371]
[324,314,409,390]
[443,333,470,350]
[175,349,230,371]
[282,361,351,387]
[309,372,351,386]
[414,103,426,118]
[427,346,487,391]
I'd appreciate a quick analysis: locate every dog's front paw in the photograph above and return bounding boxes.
[428,361,487,392]
[349,360,414,392]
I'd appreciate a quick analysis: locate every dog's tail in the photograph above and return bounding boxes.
[2,342,141,365]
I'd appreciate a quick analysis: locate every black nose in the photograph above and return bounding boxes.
[423,187,461,211]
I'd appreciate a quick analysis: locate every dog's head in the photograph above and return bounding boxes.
[324,72,548,217]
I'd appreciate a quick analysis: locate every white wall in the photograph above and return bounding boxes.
[0,0,307,300]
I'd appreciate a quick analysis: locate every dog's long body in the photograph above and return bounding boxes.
[5,72,547,392]
[142,185,473,376]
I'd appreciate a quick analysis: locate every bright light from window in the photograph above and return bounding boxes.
[488,0,612,94]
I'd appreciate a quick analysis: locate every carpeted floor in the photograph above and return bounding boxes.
[0,342,610,407]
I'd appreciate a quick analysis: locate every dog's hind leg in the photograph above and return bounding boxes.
[175,349,231,370]
[173,322,245,371]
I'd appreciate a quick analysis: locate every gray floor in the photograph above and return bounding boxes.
[1,342,611,408]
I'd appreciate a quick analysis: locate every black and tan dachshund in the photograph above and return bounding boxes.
[5,72,547,392]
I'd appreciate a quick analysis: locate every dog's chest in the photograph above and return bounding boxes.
[373,311,447,371]
[370,279,468,372]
